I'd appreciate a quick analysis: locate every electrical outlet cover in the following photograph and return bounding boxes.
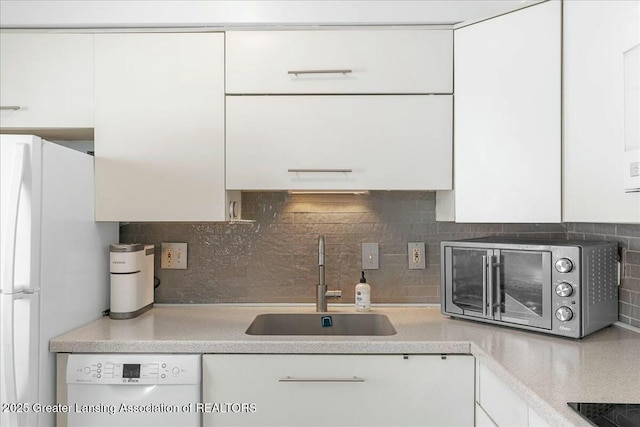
[408,242,426,270]
[161,242,188,269]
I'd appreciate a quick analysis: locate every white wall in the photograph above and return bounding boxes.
[0,1,536,28]
[563,0,640,223]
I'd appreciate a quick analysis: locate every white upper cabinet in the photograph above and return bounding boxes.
[451,1,562,223]
[563,0,640,223]
[226,95,452,191]
[94,33,228,221]
[0,33,93,130]
[225,29,453,192]
[225,29,452,94]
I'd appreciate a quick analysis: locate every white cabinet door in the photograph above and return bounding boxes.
[94,33,227,221]
[452,0,561,223]
[563,0,640,223]
[226,95,452,191]
[478,363,528,427]
[203,354,474,427]
[476,402,498,427]
[0,33,93,129]
[528,407,552,427]
[226,30,452,94]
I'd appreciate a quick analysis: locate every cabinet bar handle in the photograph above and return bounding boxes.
[288,69,352,76]
[279,376,365,383]
[0,106,21,111]
[288,169,352,173]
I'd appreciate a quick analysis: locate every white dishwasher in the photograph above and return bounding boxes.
[64,354,201,427]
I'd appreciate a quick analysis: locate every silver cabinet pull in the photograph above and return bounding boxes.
[279,376,365,383]
[0,106,21,111]
[288,169,352,173]
[288,69,352,76]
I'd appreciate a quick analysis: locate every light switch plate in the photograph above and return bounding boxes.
[161,242,187,269]
[408,242,426,270]
[362,243,379,270]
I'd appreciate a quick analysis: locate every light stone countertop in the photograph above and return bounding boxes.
[50,304,640,427]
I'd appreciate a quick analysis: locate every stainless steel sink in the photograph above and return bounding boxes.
[245,313,397,336]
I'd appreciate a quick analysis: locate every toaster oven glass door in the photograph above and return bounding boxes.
[444,246,553,330]
[494,249,552,329]
[445,247,494,319]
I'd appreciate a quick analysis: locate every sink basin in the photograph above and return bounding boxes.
[245,313,397,336]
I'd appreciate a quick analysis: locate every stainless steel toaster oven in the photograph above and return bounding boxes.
[441,238,620,338]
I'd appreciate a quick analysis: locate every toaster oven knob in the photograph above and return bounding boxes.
[555,258,574,273]
[555,282,574,297]
[555,306,574,322]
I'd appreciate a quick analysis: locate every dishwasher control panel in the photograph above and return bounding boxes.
[66,354,200,385]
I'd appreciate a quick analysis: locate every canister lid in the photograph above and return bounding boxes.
[110,243,144,252]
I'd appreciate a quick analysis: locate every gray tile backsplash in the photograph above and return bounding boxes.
[120,192,640,326]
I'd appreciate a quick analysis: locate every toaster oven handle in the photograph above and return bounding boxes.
[492,257,501,314]
[487,255,495,318]
[482,255,488,317]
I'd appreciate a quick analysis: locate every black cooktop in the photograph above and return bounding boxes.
[568,403,640,427]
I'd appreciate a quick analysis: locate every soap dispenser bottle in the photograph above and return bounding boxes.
[355,271,371,312]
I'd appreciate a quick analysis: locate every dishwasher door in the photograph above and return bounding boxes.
[65,354,201,427]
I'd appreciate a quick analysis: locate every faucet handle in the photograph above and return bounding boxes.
[325,290,342,299]
[318,235,325,265]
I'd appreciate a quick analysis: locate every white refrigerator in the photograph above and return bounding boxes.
[0,135,117,427]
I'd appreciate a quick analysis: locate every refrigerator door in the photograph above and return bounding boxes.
[1,135,41,296]
[0,142,25,295]
[1,135,41,427]
[37,141,116,427]
[0,292,39,427]
[1,136,116,427]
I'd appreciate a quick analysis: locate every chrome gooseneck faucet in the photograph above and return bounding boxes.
[316,235,342,312]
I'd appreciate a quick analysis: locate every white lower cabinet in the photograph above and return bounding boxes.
[202,354,474,427]
[528,407,552,427]
[475,402,497,427]
[476,362,552,427]
[478,363,528,426]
